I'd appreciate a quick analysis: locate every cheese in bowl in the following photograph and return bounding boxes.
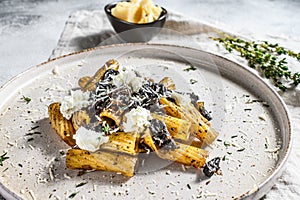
[111,0,162,24]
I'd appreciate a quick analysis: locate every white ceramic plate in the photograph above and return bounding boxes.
[0,44,291,200]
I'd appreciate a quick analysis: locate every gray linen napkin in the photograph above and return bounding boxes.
[50,10,223,58]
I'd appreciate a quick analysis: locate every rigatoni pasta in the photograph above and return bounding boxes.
[48,59,219,177]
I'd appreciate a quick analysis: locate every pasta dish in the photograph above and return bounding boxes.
[48,59,219,177]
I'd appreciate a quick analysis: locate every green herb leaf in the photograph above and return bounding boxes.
[222,155,226,161]
[68,192,79,199]
[101,121,110,134]
[183,65,197,72]
[76,182,88,188]
[21,95,31,104]
[0,152,9,166]
[211,35,300,91]
[224,141,230,147]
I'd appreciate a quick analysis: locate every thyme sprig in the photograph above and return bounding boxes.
[21,95,31,104]
[68,192,79,199]
[0,152,9,166]
[101,121,110,135]
[184,65,197,72]
[212,36,300,91]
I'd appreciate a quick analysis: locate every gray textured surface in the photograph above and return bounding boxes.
[1,0,300,87]
[1,0,300,199]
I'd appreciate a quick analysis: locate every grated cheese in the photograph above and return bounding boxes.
[49,166,54,181]
[63,173,71,179]
[112,65,144,92]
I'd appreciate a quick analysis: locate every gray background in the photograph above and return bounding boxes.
[1,0,300,86]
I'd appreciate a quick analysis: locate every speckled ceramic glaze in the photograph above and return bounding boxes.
[0,44,291,200]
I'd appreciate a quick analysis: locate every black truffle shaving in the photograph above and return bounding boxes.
[188,92,213,121]
[94,96,110,114]
[140,84,159,99]
[135,84,158,109]
[138,141,152,154]
[127,98,140,110]
[134,82,170,110]
[102,69,119,81]
[92,70,119,106]
[166,96,176,104]
[203,157,221,177]
[149,119,177,151]
[199,106,212,121]
[96,81,113,91]
[188,92,199,105]
[92,81,113,114]
[150,82,167,96]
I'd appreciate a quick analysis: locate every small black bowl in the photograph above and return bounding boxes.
[104,2,167,43]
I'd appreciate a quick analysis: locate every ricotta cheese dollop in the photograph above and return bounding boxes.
[112,66,144,92]
[73,126,109,152]
[123,106,152,132]
[60,90,91,120]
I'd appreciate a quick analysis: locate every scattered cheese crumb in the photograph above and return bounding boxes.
[93,185,97,191]
[49,165,54,181]
[47,157,56,168]
[54,195,61,200]
[203,192,217,197]
[28,144,35,150]
[169,181,176,186]
[64,173,71,179]
[265,147,280,153]
[250,174,256,181]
